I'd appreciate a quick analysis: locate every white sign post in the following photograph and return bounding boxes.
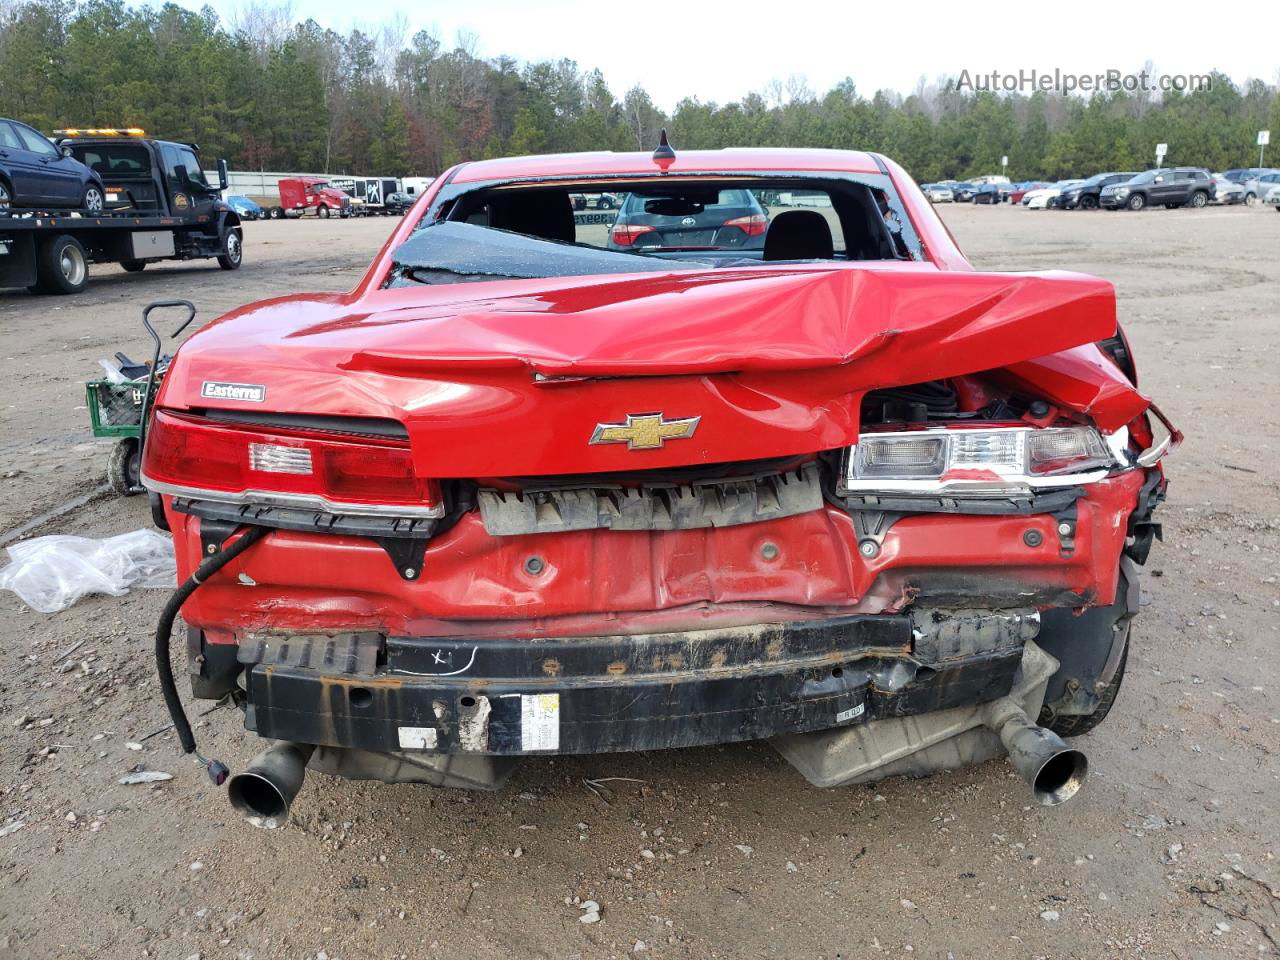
[1001,154,1008,180]
[1155,142,1168,167]
[1259,130,1270,167]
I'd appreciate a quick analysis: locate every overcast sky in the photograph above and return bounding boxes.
[185,0,1276,111]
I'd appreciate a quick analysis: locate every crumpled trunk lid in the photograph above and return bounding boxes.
[162,264,1134,478]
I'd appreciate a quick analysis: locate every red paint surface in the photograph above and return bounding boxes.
[174,471,1143,642]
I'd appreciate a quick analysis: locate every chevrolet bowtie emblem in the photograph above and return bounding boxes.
[589,413,700,451]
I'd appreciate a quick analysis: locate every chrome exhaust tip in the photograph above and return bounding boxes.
[227,741,314,828]
[983,699,1088,806]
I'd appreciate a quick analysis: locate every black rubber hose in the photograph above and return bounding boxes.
[155,525,270,754]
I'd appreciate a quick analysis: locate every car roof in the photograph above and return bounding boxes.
[448,148,883,184]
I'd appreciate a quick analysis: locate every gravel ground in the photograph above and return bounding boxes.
[0,205,1277,960]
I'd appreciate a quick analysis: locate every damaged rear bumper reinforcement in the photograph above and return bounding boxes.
[231,608,1039,761]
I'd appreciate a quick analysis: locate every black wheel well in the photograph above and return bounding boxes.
[213,210,242,236]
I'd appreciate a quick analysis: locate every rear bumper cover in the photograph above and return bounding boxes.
[236,610,1036,756]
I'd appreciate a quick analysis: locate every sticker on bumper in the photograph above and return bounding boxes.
[836,703,866,724]
[397,726,438,750]
[521,693,560,751]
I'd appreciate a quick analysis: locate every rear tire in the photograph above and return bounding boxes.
[34,234,89,295]
[1046,634,1129,738]
[1079,195,1098,210]
[217,227,243,270]
[107,438,142,497]
[121,260,146,273]
[1244,192,1257,207]
[82,183,105,213]
[0,178,11,214]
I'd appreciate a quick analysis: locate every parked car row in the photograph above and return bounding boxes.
[921,167,1280,212]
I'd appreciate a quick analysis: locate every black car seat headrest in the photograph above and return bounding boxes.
[762,209,835,261]
[487,190,575,243]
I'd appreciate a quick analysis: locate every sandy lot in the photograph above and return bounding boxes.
[1,205,1277,960]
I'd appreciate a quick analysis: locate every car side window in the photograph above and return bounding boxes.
[13,123,58,157]
[0,122,23,150]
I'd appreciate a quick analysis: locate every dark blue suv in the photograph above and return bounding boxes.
[0,118,105,214]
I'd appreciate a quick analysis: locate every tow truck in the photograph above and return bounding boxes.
[0,128,242,295]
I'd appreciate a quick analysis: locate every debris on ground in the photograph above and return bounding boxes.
[0,529,175,612]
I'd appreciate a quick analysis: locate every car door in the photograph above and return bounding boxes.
[11,121,82,204]
[0,120,50,204]
[1146,171,1173,204]
[1173,171,1197,203]
[160,143,216,221]
[1184,170,1207,202]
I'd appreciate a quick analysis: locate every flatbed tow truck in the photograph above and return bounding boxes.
[0,128,242,295]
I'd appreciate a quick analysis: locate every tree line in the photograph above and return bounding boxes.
[2,1,1278,182]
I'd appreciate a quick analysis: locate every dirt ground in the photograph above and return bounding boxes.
[1,205,1277,960]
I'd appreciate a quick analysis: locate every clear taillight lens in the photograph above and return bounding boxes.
[248,443,313,475]
[854,435,947,478]
[841,425,1118,493]
[1026,427,1111,475]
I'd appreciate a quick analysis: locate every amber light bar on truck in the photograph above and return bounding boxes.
[54,127,147,137]
[838,424,1122,496]
[140,410,443,518]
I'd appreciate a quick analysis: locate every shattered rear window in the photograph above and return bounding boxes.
[388,221,711,285]
[388,173,918,286]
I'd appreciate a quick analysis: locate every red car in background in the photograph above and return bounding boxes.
[1008,181,1050,205]
[142,144,1176,824]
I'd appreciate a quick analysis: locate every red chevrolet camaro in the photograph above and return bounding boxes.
[141,142,1177,824]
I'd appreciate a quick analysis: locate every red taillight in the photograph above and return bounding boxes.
[142,410,440,514]
[610,222,655,246]
[721,214,768,237]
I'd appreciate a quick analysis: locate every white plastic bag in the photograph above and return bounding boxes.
[0,529,176,613]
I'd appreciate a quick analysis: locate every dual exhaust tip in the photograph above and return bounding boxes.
[983,697,1088,806]
[227,741,314,828]
[227,702,1087,827]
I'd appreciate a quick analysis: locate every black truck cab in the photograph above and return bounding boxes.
[58,131,230,224]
